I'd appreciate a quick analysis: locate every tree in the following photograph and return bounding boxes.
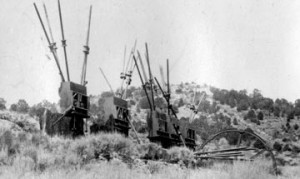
[89,103,100,116]
[250,89,263,110]
[257,111,264,121]
[138,96,151,109]
[29,99,58,117]
[10,104,17,112]
[16,99,29,113]
[0,98,6,110]
[273,105,281,117]
[101,91,114,98]
[10,99,30,113]
[177,98,184,107]
[154,97,167,109]
[237,99,250,112]
[245,109,256,120]
[294,99,300,116]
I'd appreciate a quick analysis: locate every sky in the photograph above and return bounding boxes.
[1,0,300,106]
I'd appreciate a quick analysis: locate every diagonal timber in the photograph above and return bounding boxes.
[58,0,70,81]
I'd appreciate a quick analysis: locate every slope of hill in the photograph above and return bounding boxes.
[1,82,300,177]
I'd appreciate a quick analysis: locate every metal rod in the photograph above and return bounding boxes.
[99,67,114,94]
[145,43,155,110]
[81,5,92,85]
[34,3,65,82]
[196,156,251,161]
[58,0,70,81]
[195,147,257,155]
[206,153,244,158]
[133,55,152,111]
[208,151,243,156]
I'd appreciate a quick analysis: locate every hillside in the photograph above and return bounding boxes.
[85,83,300,167]
[1,82,300,178]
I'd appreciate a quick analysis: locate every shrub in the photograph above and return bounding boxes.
[16,99,30,113]
[129,100,136,106]
[175,88,183,94]
[147,161,164,174]
[233,118,238,125]
[178,98,184,107]
[31,133,50,147]
[0,130,14,149]
[22,146,38,164]
[10,104,17,112]
[294,124,299,131]
[154,97,167,109]
[137,142,166,160]
[245,109,256,120]
[69,133,137,164]
[167,147,194,167]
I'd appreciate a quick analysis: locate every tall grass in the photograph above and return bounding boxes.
[0,129,297,179]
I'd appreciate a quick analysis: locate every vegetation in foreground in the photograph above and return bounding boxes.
[0,130,298,179]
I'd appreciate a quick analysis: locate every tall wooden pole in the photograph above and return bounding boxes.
[137,50,149,83]
[133,55,152,111]
[99,67,114,94]
[34,3,65,82]
[81,5,92,85]
[58,0,70,81]
[145,43,155,110]
[166,59,171,114]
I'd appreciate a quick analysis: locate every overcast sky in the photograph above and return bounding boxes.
[1,0,300,105]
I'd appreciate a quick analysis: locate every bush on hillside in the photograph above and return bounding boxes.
[0,98,6,110]
[9,99,30,113]
[233,118,238,125]
[175,88,183,94]
[10,104,17,112]
[245,109,256,120]
[257,111,264,120]
[294,124,299,131]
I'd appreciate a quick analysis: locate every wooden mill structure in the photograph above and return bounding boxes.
[97,42,139,139]
[133,43,196,149]
[33,1,92,137]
